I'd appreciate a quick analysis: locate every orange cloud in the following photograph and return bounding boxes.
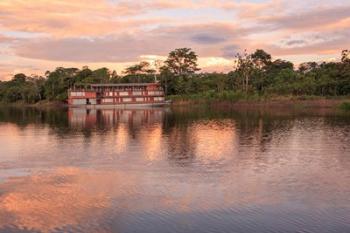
[0,0,349,77]
[0,0,176,37]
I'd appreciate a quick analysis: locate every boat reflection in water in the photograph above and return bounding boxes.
[68,107,166,129]
[0,106,349,233]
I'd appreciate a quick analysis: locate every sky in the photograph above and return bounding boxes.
[0,0,349,80]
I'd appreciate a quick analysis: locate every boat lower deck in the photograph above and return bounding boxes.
[69,102,170,109]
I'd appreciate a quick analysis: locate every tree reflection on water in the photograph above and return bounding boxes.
[0,106,349,233]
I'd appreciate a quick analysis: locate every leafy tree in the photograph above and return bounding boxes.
[13,73,27,83]
[159,66,174,95]
[82,67,111,84]
[251,49,272,69]
[119,74,155,83]
[270,59,294,70]
[234,50,255,93]
[341,50,350,63]
[75,66,93,83]
[162,48,200,76]
[0,74,45,103]
[44,67,78,101]
[159,48,200,95]
[124,61,156,75]
[299,62,319,73]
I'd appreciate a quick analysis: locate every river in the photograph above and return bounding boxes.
[0,106,349,233]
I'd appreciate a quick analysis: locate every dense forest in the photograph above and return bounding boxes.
[0,48,349,104]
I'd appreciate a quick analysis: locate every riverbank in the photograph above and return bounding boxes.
[1,96,350,111]
[0,100,66,108]
[169,94,350,110]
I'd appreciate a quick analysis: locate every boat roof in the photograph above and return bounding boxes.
[89,83,159,87]
[72,83,160,88]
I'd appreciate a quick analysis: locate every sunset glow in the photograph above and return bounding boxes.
[0,0,349,79]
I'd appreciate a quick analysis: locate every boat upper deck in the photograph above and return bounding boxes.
[70,83,163,92]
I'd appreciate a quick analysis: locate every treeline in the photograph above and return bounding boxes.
[0,48,349,104]
[159,48,350,98]
[0,67,155,103]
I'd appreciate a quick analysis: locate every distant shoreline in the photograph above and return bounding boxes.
[170,96,350,110]
[0,100,66,108]
[1,97,350,111]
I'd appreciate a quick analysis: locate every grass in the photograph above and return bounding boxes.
[168,91,350,109]
[169,91,350,101]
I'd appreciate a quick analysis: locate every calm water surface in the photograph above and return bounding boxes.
[0,106,349,233]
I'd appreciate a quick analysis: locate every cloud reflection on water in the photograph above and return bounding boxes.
[0,107,349,232]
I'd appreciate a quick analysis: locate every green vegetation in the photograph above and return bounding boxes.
[159,49,350,99]
[340,102,350,111]
[168,90,261,102]
[0,48,350,104]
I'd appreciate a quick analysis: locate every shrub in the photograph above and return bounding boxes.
[339,102,350,111]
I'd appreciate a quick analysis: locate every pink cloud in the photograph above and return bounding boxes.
[258,5,350,31]
[0,63,42,80]
[0,0,177,37]
[0,0,349,75]
[11,23,248,62]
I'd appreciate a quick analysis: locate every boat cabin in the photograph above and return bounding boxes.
[68,83,165,106]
